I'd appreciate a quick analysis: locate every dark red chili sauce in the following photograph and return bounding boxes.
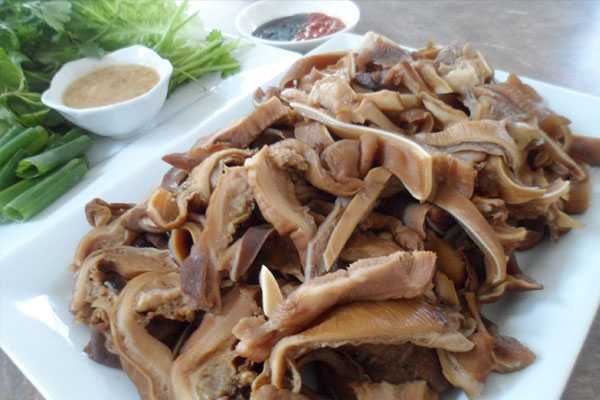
[252,13,345,42]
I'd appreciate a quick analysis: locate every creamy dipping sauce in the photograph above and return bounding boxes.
[62,64,159,109]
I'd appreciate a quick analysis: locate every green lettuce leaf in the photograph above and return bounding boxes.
[0,48,24,94]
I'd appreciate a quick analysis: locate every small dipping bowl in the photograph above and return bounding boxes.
[236,0,360,53]
[41,45,173,139]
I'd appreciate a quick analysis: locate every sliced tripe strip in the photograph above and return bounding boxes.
[290,102,434,200]
[246,147,317,263]
[269,299,473,388]
[234,251,437,363]
[432,186,507,289]
[323,167,392,270]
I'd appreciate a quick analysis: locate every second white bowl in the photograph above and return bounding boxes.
[236,0,360,53]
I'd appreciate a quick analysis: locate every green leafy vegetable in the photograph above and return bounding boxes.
[24,1,72,32]
[0,0,241,94]
[3,91,63,126]
[0,48,25,94]
[0,23,20,51]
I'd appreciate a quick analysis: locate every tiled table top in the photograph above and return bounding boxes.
[2,1,599,399]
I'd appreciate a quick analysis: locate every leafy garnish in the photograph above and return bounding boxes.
[0,0,241,94]
[23,1,72,32]
[0,48,25,94]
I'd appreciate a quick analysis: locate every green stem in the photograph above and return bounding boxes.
[0,126,48,165]
[3,158,88,222]
[0,149,28,190]
[17,134,92,178]
[0,178,40,222]
[0,126,25,148]
[46,128,85,151]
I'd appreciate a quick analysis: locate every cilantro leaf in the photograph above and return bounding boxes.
[0,48,25,94]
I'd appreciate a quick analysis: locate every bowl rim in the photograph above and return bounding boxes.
[41,45,173,115]
[235,0,360,48]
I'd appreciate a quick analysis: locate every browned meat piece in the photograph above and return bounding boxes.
[234,251,437,362]
[110,272,195,400]
[160,167,188,192]
[122,204,165,234]
[147,148,253,230]
[204,97,289,148]
[304,198,347,280]
[563,171,591,214]
[344,343,449,392]
[485,74,551,123]
[491,332,536,373]
[247,147,317,263]
[311,132,377,180]
[478,254,542,303]
[359,212,424,250]
[224,225,274,282]
[293,121,334,154]
[438,331,495,398]
[508,122,585,181]
[85,198,133,228]
[359,134,379,176]
[323,167,393,269]
[308,75,357,120]
[351,381,439,400]
[171,287,260,400]
[356,31,412,70]
[416,120,521,169]
[268,299,473,388]
[269,138,363,196]
[258,234,305,282]
[358,91,422,112]
[419,92,467,127]
[415,60,453,94]
[168,222,203,265]
[352,98,403,131]
[252,385,311,400]
[290,102,435,200]
[84,328,121,369]
[280,52,347,88]
[321,139,361,181]
[339,232,402,262]
[480,157,545,204]
[434,43,493,93]
[427,232,467,286]
[383,61,431,94]
[180,167,254,310]
[568,134,600,166]
[72,210,138,269]
[162,142,232,171]
[432,186,507,290]
[72,246,177,324]
[395,108,434,134]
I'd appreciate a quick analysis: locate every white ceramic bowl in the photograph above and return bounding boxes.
[41,45,173,139]
[235,0,360,53]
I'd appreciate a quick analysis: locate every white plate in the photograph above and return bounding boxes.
[1,33,599,400]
